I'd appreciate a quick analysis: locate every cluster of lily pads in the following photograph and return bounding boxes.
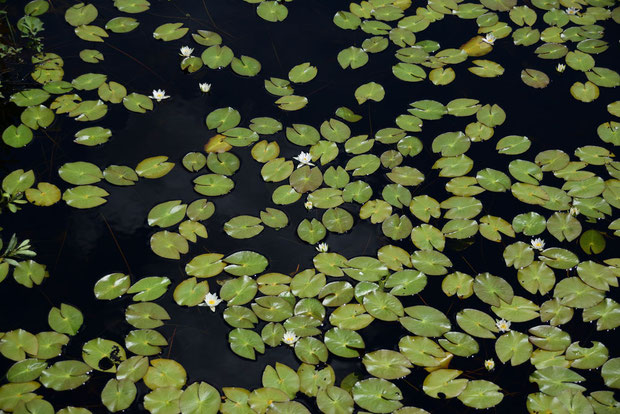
[1,0,619,413]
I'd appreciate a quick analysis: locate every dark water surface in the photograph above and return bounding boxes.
[1,0,619,412]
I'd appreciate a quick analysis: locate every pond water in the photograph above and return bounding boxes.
[1,0,619,413]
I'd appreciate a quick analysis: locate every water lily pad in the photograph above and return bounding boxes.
[206,107,240,133]
[316,386,354,414]
[82,338,126,372]
[457,380,503,408]
[363,349,412,379]
[25,182,61,206]
[469,60,504,77]
[565,341,608,370]
[2,169,34,196]
[275,95,308,111]
[75,24,109,42]
[338,47,369,69]
[101,379,136,412]
[352,378,403,413]
[0,382,41,411]
[256,1,288,22]
[2,124,33,148]
[40,360,91,391]
[230,55,261,77]
[65,3,98,26]
[229,328,265,360]
[0,329,38,361]
[127,276,171,302]
[74,126,112,146]
[355,82,385,104]
[144,358,187,389]
[265,77,294,96]
[179,382,221,414]
[324,328,365,358]
[529,366,586,397]
[220,276,257,305]
[123,93,153,113]
[224,215,264,239]
[21,105,54,129]
[125,302,170,329]
[153,22,188,41]
[105,16,139,33]
[393,63,426,82]
[194,174,234,196]
[150,231,189,260]
[224,251,268,276]
[570,81,600,102]
[456,309,498,338]
[400,306,450,337]
[288,62,318,83]
[579,229,606,254]
[144,388,183,414]
[94,273,130,300]
[423,369,468,399]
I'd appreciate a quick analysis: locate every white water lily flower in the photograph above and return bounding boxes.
[481,33,496,45]
[179,46,194,57]
[565,7,579,15]
[316,242,328,253]
[496,319,511,332]
[569,206,579,216]
[293,151,314,168]
[531,238,545,251]
[304,201,313,210]
[484,359,495,371]
[282,331,298,346]
[200,292,222,312]
[149,89,170,102]
[556,63,566,73]
[199,83,211,93]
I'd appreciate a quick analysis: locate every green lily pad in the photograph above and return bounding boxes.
[179,382,221,414]
[48,304,83,335]
[150,231,189,259]
[125,302,170,329]
[457,380,503,409]
[256,1,288,22]
[355,82,385,104]
[101,379,137,412]
[423,369,468,399]
[40,360,91,391]
[194,174,234,196]
[144,358,187,389]
[224,251,268,276]
[229,328,265,360]
[400,305,451,337]
[275,95,308,111]
[74,126,112,146]
[352,378,403,413]
[288,62,318,83]
[153,22,188,41]
[127,276,171,302]
[82,338,126,372]
[362,349,412,379]
[2,124,33,148]
[125,329,168,355]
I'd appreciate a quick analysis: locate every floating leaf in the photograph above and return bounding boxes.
[352,379,403,413]
[423,369,468,399]
[153,22,188,41]
[354,82,385,104]
[40,360,91,391]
